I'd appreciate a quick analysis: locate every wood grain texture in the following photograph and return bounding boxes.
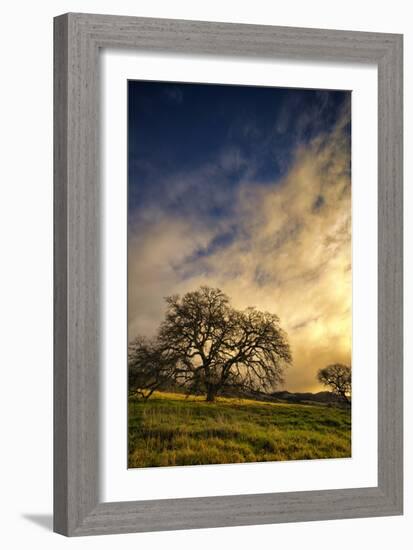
[377,31,403,508]
[53,14,69,536]
[53,13,403,536]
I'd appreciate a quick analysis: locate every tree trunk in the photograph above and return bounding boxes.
[340,391,350,404]
[206,385,217,403]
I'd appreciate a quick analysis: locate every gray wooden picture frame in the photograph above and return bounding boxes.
[54,13,403,536]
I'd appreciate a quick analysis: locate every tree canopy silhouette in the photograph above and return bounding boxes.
[317,363,351,403]
[128,336,177,400]
[128,286,292,402]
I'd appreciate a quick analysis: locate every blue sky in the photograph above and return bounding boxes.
[128,81,349,227]
[127,80,351,392]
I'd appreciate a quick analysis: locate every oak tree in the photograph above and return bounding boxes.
[129,287,292,402]
[317,363,351,403]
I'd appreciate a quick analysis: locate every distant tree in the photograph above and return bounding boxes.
[129,286,292,402]
[317,364,351,404]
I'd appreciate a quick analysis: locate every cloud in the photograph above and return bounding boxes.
[128,107,351,392]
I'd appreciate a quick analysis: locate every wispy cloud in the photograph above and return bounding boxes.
[128,92,351,392]
[128,86,352,391]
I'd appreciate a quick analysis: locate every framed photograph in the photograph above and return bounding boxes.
[54,13,403,536]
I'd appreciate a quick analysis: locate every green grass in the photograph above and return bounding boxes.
[128,391,351,468]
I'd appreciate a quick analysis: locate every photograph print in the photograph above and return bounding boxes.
[127,80,352,469]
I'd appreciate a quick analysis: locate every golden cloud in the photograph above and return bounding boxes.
[128,110,351,392]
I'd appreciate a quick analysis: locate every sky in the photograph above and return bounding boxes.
[128,80,351,393]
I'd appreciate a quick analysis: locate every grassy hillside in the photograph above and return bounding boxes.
[128,391,351,468]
